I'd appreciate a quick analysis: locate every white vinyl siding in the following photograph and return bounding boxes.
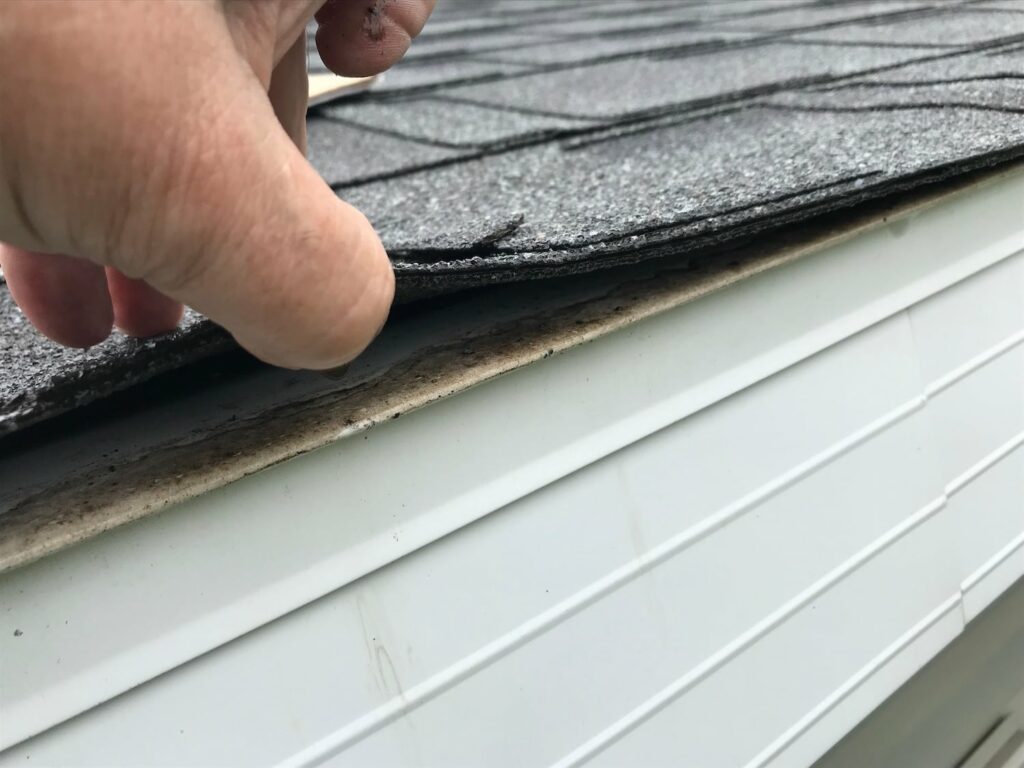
[1,172,1022,767]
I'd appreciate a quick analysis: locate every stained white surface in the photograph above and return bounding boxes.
[1,171,1023,766]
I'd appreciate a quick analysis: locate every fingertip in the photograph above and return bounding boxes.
[309,207,396,368]
[57,307,116,350]
[315,0,432,78]
[316,19,410,79]
[106,268,185,338]
[230,215,396,371]
[0,246,114,349]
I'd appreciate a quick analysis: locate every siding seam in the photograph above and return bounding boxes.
[278,400,1024,768]
[925,328,1024,400]
[548,497,952,768]
[945,431,1024,498]
[741,594,965,768]
[744,434,1024,768]
[962,530,1024,597]
[278,395,928,768]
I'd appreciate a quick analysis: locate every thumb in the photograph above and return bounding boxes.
[119,31,394,370]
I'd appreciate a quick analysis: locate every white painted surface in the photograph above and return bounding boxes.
[1,171,1023,766]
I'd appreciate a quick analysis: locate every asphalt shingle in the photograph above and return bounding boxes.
[319,97,592,149]
[475,26,758,67]
[306,115,468,185]
[4,0,1024,434]
[700,2,938,33]
[0,299,230,436]
[439,43,943,120]
[790,8,1024,47]
[345,104,1023,264]
[373,57,537,93]
[764,78,1024,113]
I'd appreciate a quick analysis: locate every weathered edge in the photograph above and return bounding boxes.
[1,161,1021,574]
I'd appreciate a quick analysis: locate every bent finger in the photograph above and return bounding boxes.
[105,268,184,338]
[269,34,309,153]
[0,245,113,348]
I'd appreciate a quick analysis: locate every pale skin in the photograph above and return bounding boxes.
[0,0,436,370]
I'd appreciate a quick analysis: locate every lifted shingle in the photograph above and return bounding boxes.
[3,1,1024,434]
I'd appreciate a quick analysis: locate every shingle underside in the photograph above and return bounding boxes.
[3,0,1024,433]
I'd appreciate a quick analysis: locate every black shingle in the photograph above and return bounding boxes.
[306,115,468,185]
[402,30,566,62]
[4,1,1024,434]
[374,57,538,93]
[790,9,1024,47]
[701,2,939,33]
[437,43,945,120]
[817,47,1024,85]
[475,26,758,67]
[319,97,592,149]
[764,78,1024,113]
[0,297,230,435]
[343,104,1022,265]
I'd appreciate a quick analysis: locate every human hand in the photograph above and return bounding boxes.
[0,0,434,369]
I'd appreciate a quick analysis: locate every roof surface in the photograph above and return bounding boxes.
[3,0,1024,433]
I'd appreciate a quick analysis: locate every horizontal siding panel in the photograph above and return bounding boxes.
[926,341,1024,483]
[962,531,1024,623]
[331,412,939,767]
[908,251,1024,385]
[757,598,964,768]
[585,506,964,768]
[1,317,934,767]
[616,316,925,549]
[748,444,1024,768]
[950,440,1024,618]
